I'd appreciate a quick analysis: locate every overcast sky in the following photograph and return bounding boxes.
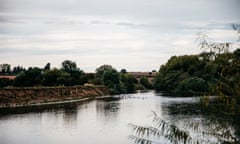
[0,0,239,72]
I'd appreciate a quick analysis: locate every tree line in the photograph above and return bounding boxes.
[0,61,153,94]
[153,48,240,96]
[154,29,240,97]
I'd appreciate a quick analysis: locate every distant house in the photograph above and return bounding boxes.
[0,75,16,80]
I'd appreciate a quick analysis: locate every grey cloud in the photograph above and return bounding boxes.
[1,0,239,21]
[0,0,239,71]
[205,23,240,30]
[90,20,110,25]
[0,17,25,24]
[44,19,85,25]
[0,47,93,56]
[115,22,149,29]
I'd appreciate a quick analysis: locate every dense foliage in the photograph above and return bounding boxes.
[0,60,88,87]
[95,65,138,94]
[153,49,240,96]
[0,62,153,94]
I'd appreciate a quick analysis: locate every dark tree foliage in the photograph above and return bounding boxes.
[13,67,42,87]
[61,60,78,73]
[0,64,11,74]
[140,77,153,89]
[95,65,122,94]
[95,65,138,94]
[0,78,13,87]
[42,69,71,86]
[44,63,51,71]
[175,77,208,96]
[11,60,87,87]
[96,65,114,77]
[61,60,86,85]
[121,74,138,93]
[154,49,240,96]
[120,69,127,74]
[102,69,121,94]
[12,66,25,75]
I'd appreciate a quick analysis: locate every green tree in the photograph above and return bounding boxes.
[42,68,71,86]
[61,60,78,73]
[0,78,13,87]
[96,65,114,78]
[120,69,127,74]
[13,66,25,75]
[95,65,135,94]
[44,62,51,71]
[13,67,42,87]
[102,68,121,94]
[61,60,86,85]
[69,70,86,85]
[121,74,137,93]
[154,54,212,95]
[140,77,153,89]
[175,77,208,96]
[0,64,11,74]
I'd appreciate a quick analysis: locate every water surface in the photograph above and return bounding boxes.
[0,91,225,144]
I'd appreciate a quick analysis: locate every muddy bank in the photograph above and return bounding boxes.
[0,86,109,108]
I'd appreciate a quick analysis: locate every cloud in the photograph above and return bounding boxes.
[0,0,239,71]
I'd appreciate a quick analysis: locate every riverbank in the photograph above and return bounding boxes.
[0,86,109,108]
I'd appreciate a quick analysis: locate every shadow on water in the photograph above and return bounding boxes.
[130,100,240,144]
[0,95,123,118]
[96,96,121,122]
[166,103,202,116]
[62,104,78,127]
[0,101,90,117]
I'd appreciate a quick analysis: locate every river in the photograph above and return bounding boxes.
[0,91,234,144]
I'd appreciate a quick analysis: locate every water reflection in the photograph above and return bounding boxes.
[130,97,239,144]
[0,101,91,116]
[0,91,238,144]
[96,98,120,123]
[62,104,78,128]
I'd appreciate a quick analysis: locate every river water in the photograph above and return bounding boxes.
[0,91,233,144]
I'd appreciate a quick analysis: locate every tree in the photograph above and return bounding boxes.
[42,68,71,86]
[121,74,137,93]
[140,77,153,89]
[61,60,78,73]
[69,70,86,85]
[13,67,42,87]
[0,78,13,87]
[120,69,127,74]
[154,54,212,95]
[61,60,86,85]
[0,64,11,74]
[13,66,25,75]
[175,77,208,96]
[102,69,119,85]
[95,65,132,94]
[95,65,114,78]
[44,63,51,71]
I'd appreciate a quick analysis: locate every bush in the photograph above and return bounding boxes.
[174,77,208,96]
[0,78,13,87]
[140,77,153,89]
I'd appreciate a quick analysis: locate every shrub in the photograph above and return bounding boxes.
[175,77,208,96]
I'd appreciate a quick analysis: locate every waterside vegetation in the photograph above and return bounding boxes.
[0,61,154,95]
[153,48,240,96]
